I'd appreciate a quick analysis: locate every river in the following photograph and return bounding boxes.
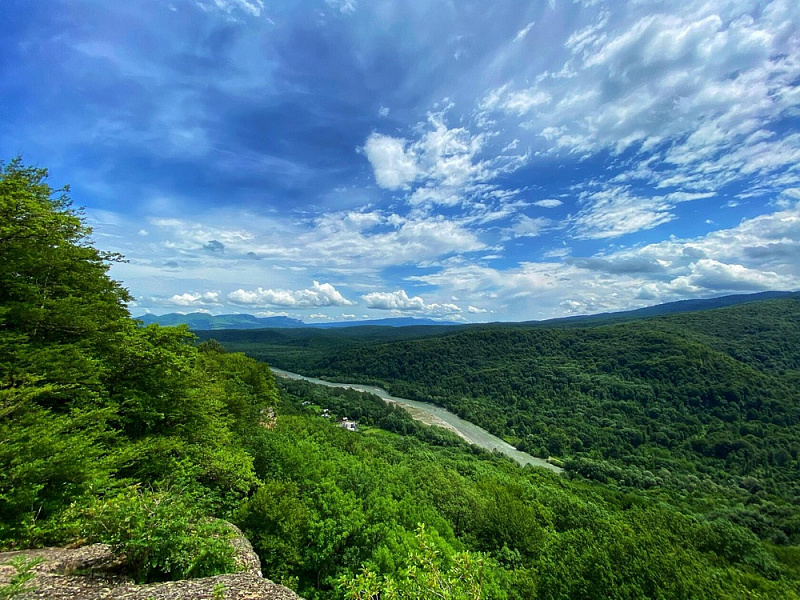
[271,367,563,473]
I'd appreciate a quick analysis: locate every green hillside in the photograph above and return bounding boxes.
[218,297,800,544]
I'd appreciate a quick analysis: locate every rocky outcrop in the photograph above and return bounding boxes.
[0,525,301,600]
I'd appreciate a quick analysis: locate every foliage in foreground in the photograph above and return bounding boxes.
[0,159,271,580]
[0,556,42,599]
[80,487,237,583]
[339,525,489,600]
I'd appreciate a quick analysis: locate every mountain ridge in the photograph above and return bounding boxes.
[135,313,459,329]
[136,291,799,331]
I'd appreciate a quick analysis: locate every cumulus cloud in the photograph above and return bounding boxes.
[167,291,221,306]
[363,133,419,190]
[362,290,426,311]
[361,289,463,316]
[365,111,526,210]
[666,259,795,294]
[228,281,355,307]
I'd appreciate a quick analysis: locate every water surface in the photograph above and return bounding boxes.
[272,367,562,473]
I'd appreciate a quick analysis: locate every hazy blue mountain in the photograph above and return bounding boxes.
[518,290,800,328]
[137,291,798,331]
[136,313,307,329]
[135,313,458,329]
[313,317,457,328]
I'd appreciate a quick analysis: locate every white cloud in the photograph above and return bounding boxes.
[135,209,487,281]
[255,310,290,317]
[514,22,536,42]
[573,186,675,239]
[468,305,488,313]
[479,1,800,194]
[326,0,356,14]
[544,247,571,259]
[481,84,551,116]
[194,0,263,17]
[293,211,486,269]
[665,259,794,294]
[533,199,563,208]
[362,290,426,311]
[365,111,527,210]
[509,215,551,238]
[363,133,419,190]
[409,203,800,318]
[361,289,463,316]
[149,218,255,250]
[167,291,221,306]
[228,281,355,307]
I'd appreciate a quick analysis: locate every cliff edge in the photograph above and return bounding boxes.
[0,525,301,600]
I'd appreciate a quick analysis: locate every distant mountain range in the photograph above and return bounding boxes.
[136,291,799,331]
[135,313,458,330]
[519,290,800,328]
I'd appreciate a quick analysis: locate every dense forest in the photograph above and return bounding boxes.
[214,296,800,553]
[2,158,800,599]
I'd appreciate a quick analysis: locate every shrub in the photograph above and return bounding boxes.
[81,486,237,583]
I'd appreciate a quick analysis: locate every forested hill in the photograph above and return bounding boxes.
[220,297,800,544]
[518,290,799,328]
[139,312,460,329]
[312,295,800,457]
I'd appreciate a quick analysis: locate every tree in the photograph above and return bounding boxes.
[0,158,130,544]
[338,525,490,600]
[0,158,131,411]
[0,159,260,548]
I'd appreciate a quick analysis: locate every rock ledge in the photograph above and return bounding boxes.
[0,526,301,600]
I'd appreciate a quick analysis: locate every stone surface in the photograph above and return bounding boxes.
[0,525,301,600]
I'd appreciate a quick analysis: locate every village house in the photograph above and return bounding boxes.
[339,417,358,432]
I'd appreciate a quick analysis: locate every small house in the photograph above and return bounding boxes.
[339,417,358,432]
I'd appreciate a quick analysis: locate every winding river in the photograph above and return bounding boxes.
[271,367,563,473]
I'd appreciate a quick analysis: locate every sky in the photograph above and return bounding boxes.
[2,0,800,323]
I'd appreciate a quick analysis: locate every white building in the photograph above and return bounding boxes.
[339,417,358,432]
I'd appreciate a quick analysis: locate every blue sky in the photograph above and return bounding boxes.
[2,0,799,322]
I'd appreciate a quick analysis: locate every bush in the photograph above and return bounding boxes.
[338,524,491,600]
[81,486,237,583]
